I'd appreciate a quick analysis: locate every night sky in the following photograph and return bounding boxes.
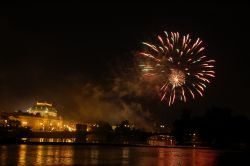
[0,4,249,123]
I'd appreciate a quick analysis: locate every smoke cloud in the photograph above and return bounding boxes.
[67,80,153,131]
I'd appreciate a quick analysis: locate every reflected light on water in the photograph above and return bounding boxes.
[1,146,7,165]
[36,145,44,164]
[158,148,183,166]
[0,145,242,165]
[19,145,76,165]
[192,149,218,166]
[90,147,99,165]
[122,147,129,165]
[157,148,218,166]
[18,145,27,165]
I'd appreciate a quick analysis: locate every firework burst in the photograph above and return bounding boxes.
[137,31,215,106]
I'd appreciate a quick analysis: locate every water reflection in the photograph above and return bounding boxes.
[18,145,27,164]
[1,146,7,166]
[0,145,248,165]
[90,147,99,165]
[122,147,129,165]
[156,148,219,166]
[36,145,43,164]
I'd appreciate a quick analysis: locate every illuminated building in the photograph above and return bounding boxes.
[27,102,57,117]
[147,135,176,146]
[8,114,63,131]
[1,102,72,132]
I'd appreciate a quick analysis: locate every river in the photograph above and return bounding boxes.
[0,144,249,165]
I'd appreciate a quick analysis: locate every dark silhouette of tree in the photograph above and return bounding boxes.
[172,109,193,145]
[172,107,250,148]
[92,121,113,133]
[115,120,131,135]
[8,120,21,128]
[88,121,113,143]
